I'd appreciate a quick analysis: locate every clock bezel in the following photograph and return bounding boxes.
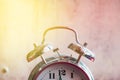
[33,61,90,80]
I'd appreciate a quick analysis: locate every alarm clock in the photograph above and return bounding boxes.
[26,26,95,80]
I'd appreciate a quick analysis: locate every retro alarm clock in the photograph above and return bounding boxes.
[26,26,95,80]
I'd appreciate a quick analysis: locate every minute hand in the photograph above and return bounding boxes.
[59,70,62,80]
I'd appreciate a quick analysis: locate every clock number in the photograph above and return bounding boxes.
[49,72,55,79]
[59,69,66,76]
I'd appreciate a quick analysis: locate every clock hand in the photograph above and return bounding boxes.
[59,70,62,80]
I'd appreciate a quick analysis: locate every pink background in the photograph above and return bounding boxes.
[0,0,120,80]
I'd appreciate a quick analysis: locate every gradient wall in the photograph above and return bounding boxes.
[0,0,120,80]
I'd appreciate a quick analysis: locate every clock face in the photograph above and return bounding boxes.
[34,62,89,80]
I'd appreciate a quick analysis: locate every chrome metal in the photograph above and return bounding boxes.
[68,43,95,62]
[28,56,94,80]
[26,44,53,62]
[41,55,47,64]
